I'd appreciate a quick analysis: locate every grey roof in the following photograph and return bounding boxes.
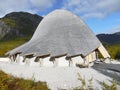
[7,9,101,57]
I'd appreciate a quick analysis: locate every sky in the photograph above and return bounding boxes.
[0,0,120,34]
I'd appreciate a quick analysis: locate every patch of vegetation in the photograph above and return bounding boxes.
[75,73,118,90]
[105,44,120,59]
[98,43,120,59]
[74,73,94,90]
[1,18,17,27]
[0,36,31,56]
[115,51,120,59]
[102,79,117,90]
[0,70,48,90]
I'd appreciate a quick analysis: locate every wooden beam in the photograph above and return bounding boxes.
[98,44,110,58]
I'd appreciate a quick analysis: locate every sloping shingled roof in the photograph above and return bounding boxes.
[7,9,101,57]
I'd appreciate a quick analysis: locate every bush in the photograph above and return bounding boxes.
[105,44,120,59]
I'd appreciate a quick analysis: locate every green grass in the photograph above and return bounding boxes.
[0,36,31,56]
[105,44,120,59]
[0,70,48,90]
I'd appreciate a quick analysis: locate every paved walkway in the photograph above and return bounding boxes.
[92,63,120,82]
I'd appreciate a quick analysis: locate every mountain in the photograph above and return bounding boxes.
[97,32,120,59]
[97,32,120,45]
[0,12,43,41]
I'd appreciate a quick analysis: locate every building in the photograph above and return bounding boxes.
[6,9,110,67]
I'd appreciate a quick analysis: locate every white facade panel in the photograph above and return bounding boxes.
[26,57,40,66]
[71,56,84,66]
[40,57,54,67]
[10,56,16,63]
[85,51,97,63]
[55,56,69,67]
[16,54,25,65]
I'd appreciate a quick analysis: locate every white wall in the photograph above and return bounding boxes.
[71,56,84,66]
[54,56,69,67]
[40,57,54,67]
[16,54,25,65]
[25,57,40,67]
[0,57,10,62]
[9,55,95,67]
[10,56,15,63]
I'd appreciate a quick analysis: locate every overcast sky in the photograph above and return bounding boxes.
[0,0,120,34]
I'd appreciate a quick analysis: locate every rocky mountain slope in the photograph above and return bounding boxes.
[97,32,120,45]
[0,12,43,41]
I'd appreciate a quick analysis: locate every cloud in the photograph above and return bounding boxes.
[62,0,120,19]
[0,0,31,17]
[0,0,120,19]
[82,13,105,19]
[30,0,56,10]
[0,0,56,17]
[107,25,120,33]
